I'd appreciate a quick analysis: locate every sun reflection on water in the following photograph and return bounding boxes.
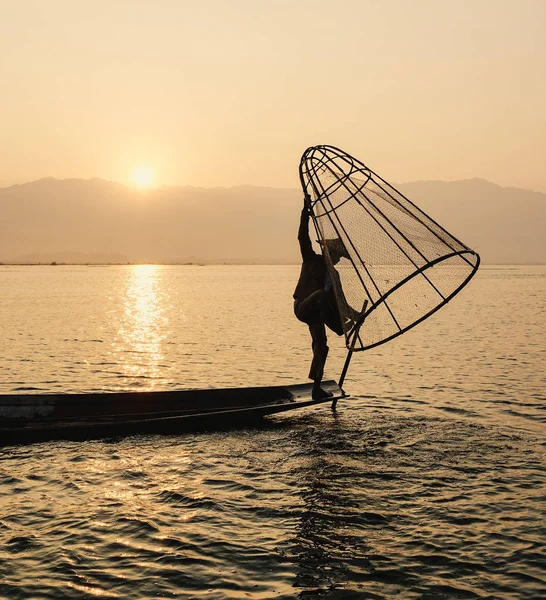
[116,265,169,390]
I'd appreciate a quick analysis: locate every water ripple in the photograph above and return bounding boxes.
[1,266,545,598]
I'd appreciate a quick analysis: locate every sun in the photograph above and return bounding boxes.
[132,165,155,188]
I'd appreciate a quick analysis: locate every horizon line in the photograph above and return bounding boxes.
[1,175,544,195]
[1,261,545,267]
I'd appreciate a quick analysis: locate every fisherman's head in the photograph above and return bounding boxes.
[319,238,350,265]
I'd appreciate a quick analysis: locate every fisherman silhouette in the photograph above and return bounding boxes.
[293,199,353,400]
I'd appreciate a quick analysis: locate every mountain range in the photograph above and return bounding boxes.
[0,177,544,264]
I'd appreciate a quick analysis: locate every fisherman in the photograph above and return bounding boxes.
[293,199,352,400]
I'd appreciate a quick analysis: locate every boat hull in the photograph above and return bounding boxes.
[0,381,345,446]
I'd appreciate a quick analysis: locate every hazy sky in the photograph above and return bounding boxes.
[1,0,545,191]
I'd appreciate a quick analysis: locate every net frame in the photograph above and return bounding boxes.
[299,144,480,355]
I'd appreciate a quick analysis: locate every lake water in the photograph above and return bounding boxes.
[0,265,545,599]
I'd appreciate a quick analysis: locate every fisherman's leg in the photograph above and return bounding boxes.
[322,294,344,337]
[296,289,343,335]
[294,290,323,324]
[308,322,333,400]
[306,289,343,337]
[308,322,327,384]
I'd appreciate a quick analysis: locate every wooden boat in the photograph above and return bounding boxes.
[0,380,345,446]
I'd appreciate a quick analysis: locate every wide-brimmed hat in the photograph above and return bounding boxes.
[318,237,350,259]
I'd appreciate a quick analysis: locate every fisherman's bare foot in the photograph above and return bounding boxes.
[312,386,334,400]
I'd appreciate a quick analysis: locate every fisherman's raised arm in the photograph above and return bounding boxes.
[298,201,315,260]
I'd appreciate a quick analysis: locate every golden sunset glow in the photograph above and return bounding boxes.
[116,264,168,390]
[132,166,155,188]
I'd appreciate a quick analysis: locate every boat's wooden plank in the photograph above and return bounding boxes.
[0,382,300,406]
[0,386,290,420]
[0,381,323,420]
[0,381,346,446]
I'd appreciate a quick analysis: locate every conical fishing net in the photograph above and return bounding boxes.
[299,145,480,351]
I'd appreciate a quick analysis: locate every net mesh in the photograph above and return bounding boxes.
[299,145,480,351]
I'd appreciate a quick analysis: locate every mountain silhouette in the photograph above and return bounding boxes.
[0,177,543,264]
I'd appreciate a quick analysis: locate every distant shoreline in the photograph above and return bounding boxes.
[1,262,544,267]
[0,261,301,267]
